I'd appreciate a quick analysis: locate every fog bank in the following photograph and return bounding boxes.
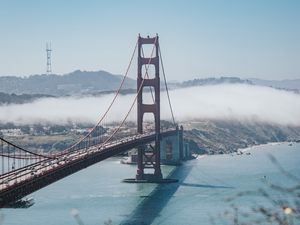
[0,84,299,126]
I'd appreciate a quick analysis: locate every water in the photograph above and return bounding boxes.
[1,142,299,225]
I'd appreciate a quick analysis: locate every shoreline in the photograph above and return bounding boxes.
[196,141,297,158]
[239,141,287,153]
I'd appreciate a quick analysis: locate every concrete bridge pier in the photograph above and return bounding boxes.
[160,126,186,165]
[160,126,190,165]
[123,126,190,183]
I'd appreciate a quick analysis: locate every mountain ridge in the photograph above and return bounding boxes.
[0,70,135,96]
[1,71,299,99]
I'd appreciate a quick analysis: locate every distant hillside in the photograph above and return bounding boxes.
[171,77,300,93]
[0,92,53,105]
[1,72,299,98]
[169,77,252,89]
[0,70,135,96]
[249,78,300,92]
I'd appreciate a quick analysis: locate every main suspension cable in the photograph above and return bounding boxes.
[58,39,139,155]
[99,36,158,146]
[0,137,54,160]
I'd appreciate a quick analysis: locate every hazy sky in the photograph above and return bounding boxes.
[0,0,299,81]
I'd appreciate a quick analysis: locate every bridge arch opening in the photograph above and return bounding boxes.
[142,87,155,104]
[142,113,155,133]
[142,64,156,79]
[141,44,157,58]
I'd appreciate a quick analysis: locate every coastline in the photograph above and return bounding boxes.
[195,141,296,158]
[239,141,287,153]
[183,120,300,155]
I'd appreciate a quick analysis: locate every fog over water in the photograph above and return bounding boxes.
[0,84,299,126]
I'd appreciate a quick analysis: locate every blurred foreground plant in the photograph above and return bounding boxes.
[214,155,300,225]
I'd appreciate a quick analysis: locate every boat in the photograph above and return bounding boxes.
[236,151,243,155]
[120,157,135,164]
[5,197,34,208]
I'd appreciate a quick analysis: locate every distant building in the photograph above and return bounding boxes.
[0,129,23,137]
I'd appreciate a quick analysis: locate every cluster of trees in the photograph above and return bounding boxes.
[0,123,74,135]
[179,77,252,88]
[0,92,52,105]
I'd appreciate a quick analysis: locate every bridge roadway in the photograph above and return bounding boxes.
[0,129,177,207]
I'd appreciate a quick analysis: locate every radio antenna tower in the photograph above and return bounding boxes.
[46,42,52,74]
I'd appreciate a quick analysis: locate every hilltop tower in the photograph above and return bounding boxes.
[46,42,52,75]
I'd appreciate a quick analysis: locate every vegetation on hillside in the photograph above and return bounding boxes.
[0,92,53,105]
[183,120,300,154]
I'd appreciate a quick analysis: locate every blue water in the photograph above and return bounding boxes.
[1,142,299,225]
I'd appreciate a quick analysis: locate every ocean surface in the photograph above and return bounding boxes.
[1,142,299,225]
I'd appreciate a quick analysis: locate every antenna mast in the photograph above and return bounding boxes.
[46,42,52,74]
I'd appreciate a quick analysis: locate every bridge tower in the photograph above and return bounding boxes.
[136,34,162,180]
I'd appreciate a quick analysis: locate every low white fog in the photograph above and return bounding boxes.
[0,84,299,126]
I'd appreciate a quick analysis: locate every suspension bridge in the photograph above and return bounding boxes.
[0,35,185,207]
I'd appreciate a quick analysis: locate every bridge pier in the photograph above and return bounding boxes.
[123,128,183,183]
[160,126,184,165]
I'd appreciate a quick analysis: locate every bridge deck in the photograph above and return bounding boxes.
[0,129,177,207]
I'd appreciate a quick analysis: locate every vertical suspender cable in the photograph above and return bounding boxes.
[158,46,176,126]
[1,140,3,175]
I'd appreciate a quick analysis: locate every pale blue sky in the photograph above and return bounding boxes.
[0,0,299,80]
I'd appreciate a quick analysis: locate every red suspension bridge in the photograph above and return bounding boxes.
[0,35,184,207]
